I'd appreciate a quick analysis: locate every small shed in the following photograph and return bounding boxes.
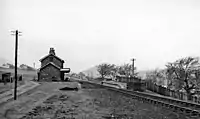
[2,72,11,83]
[60,68,70,80]
[127,77,146,91]
[1,73,22,83]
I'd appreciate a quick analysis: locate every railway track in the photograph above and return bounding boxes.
[78,80,200,118]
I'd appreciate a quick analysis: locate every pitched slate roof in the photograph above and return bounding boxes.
[39,62,61,71]
[39,54,64,63]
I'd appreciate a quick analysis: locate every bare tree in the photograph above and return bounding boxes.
[145,69,167,86]
[118,63,138,78]
[166,57,200,100]
[97,63,113,80]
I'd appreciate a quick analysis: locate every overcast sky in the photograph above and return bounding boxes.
[1,0,200,73]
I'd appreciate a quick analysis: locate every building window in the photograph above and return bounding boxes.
[49,57,53,62]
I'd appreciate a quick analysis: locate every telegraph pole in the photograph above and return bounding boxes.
[131,58,136,77]
[11,30,22,100]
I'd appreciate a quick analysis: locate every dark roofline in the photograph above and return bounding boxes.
[2,72,11,75]
[39,62,61,71]
[39,54,64,63]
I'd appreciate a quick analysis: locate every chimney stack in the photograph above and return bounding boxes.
[49,48,56,55]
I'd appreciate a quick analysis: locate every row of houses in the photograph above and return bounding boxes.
[0,48,70,82]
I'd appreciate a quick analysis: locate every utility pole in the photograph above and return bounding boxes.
[131,58,136,77]
[11,30,22,100]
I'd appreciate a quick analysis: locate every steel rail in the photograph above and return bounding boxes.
[78,80,200,118]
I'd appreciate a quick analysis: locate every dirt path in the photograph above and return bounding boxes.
[0,81,39,104]
[0,82,84,119]
[0,82,112,119]
[0,81,198,119]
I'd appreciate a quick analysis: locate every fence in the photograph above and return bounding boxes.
[146,81,200,103]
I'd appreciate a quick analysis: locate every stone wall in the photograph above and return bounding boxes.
[39,65,60,81]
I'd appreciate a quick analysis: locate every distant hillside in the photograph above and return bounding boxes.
[19,64,36,71]
[0,57,12,67]
[81,66,100,78]
[0,57,36,71]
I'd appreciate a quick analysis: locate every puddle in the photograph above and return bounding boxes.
[59,83,81,91]
[60,87,79,91]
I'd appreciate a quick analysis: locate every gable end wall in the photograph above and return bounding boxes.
[41,56,63,68]
[39,65,60,81]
